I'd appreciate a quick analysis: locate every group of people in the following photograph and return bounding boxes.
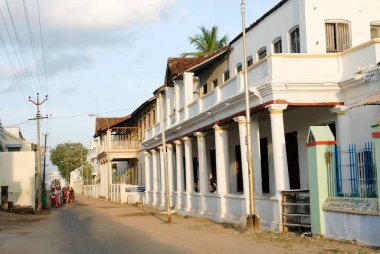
[50,186,75,208]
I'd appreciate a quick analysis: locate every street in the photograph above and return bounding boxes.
[0,195,377,254]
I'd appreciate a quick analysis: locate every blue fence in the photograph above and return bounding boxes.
[326,142,377,198]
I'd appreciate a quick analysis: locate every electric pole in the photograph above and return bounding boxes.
[42,133,50,191]
[29,93,48,212]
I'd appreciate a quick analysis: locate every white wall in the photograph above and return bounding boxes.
[0,152,35,209]
[304,0,380,53]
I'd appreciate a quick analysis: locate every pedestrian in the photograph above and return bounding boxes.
[50,187,56,208]
[59,186,63,205]
[55,187,60,207]
[62,187,66,205]
[66,186,70,204]
[69,187,75,203]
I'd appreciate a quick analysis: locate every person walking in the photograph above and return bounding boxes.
[55,187,60,208]
[69,187,75,203]
[66,187,70,204]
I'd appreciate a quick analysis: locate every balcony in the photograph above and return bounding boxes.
[144,39,380,140]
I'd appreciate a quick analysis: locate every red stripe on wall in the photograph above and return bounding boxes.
[372,132,380,138]
[306,141,336,147]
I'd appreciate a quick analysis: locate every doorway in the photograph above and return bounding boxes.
[285,132,300,189]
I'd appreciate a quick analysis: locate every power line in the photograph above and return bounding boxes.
[22,0,44,94]
[4,0,37,94]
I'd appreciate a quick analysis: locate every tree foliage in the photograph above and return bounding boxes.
[50,142,88,181]
[181,26,228,57]
[82,162,93,185]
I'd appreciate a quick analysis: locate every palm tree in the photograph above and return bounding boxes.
[181,26,228,57]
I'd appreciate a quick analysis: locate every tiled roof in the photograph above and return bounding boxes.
[164,46,231,85]
[94,115,131,137]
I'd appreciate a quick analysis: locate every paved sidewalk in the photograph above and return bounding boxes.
[0,194,378,254]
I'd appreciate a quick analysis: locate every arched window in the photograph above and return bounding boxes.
[273,37,282,53]
[289,26,300,53]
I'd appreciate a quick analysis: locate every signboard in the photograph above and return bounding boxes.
[323,197,379,215]
[125,186,145,193]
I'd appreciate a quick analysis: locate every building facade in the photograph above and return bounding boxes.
[141,0,380,232]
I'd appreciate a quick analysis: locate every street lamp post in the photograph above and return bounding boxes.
[241,0,260,230]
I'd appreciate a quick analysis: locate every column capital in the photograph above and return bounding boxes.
[330,105,348,116]
[174,139,182,145]
[233,116,247,124]
[213,125,227,132]
[167,143,173,149]
[158,145,164,151]
[182,136,192,143]
[194,132,205,139]
[266,104,288,114]
[143,151,150,156]
[150,149,157,154]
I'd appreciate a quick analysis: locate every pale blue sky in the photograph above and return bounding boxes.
[0,0,279,170]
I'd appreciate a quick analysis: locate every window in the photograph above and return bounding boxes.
[273,37,282,53]
[236,62,242,73]
[223,69,230,82]
[325,22,350,53]
[371,23,380,39]
[201,82,208,95]
[247,55,253,67]
[7,147,21,152]
[212,79,218,88]
[257,47,267,60]
[289,26,300,53]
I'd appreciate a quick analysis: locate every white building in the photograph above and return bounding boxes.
[0,127,37,210]
[141,0,380,241]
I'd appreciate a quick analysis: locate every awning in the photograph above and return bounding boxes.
[349,91,380,109]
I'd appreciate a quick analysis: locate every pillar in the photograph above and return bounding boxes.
[144,151,151,205]
[233,116,250,214]
[151,149,158,206]
[159,146,166,207]
[167,144,175,205]
[306,126,336,235]
[251,114,263,196]
[266,104,290,194]
[195,132,208,215]
[330,106,351,149]
[214,125,229,218]
[174,140,185,209]
[371,123,380,208]
[183,136,194,212]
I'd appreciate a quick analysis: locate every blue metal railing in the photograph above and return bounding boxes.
[327,142,377,198]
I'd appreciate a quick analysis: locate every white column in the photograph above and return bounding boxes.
[266,104,290,194]
[194,132,208,194]
[183,72,194,119]
[182,136,194,212]
[330,106,351,149]
[233,116,250,214]
[151,149,158,206]
[174,140,184,210]
[213,125,229,194]
[174,81,180,124]
[167,144,174,193]
[214,125,229,219]
[194,132,208,215]
[159,146,166,207]
[144,151,151,205]
[251,114,263,196]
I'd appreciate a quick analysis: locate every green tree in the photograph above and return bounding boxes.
[82,162,93,185]
[181,26,228,57]
[50,142,88,182]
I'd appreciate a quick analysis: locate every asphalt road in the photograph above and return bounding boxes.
[0,199,182,254]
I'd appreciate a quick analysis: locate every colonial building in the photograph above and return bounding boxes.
[141,0,380,236]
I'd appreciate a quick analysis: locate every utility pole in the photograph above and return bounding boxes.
[29,93,48,212]
[241,0,260,230]
[42,133,49,191]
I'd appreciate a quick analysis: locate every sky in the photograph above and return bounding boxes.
[0,0,280,171]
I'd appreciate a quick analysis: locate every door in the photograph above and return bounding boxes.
[285,132,300,189]
[235,145,243,192]
[1,186,8,203]
[209,149,217,192]
[260,138,270,193]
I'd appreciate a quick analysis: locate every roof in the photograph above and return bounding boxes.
[164,46,231,86]
[349,91,380,109]
[94,115,131,137]
[230,0,290,45]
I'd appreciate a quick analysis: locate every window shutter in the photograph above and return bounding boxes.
[325,23,335,52]
[337,23,350,51]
